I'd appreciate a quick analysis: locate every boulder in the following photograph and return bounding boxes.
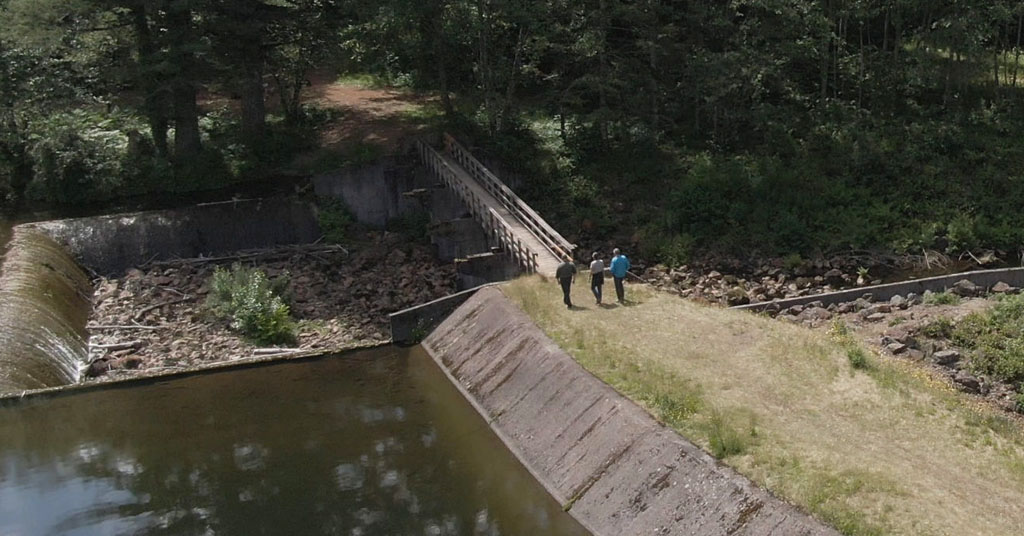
[906,292,922,306]
[889,295,907,309]
[933,349,961,366]
[865,312,888,322]
[953,371,982,394]
[799,307,832,322]
[861,304,892,318]
[886,342,908,354]
[824,268,845,286]
[950,279,981,297]
[836,302,856,314]
[991,281,1016,294]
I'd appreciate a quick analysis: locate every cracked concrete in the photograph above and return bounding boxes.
[422,286,839,536]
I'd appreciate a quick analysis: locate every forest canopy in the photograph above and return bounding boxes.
[2,0,1023,260]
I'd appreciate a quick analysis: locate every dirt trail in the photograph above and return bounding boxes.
[305,73,438,154]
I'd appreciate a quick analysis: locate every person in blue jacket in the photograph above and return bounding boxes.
[609,248,631,303]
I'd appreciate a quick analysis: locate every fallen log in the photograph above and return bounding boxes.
[87,324,167,331]
[89,340,144,351]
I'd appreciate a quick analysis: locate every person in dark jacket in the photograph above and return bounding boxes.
[555,260,577,309]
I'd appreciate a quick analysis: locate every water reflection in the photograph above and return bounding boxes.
[0,347,590,536]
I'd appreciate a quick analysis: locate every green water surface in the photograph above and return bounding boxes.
[0,346,590,535]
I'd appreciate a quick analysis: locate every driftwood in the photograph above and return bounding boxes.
[252,348,304,356]
[139,243,349,269]
[90,340,144,351]
[134,297,191,321]
[88,324,167,331]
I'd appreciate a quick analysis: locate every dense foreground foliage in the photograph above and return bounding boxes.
[3,1,1024,260]
[206,264,295,345]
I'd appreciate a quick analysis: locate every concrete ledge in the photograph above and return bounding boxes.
[0,342,386,406]
[422,287,837,536]
[389,284,498,344]
[25,198,320,275]
[735,267,1024,312]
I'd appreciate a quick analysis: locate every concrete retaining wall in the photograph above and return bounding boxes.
[26,198,320,275]
[735,267,1024,312]
[312,156,425,227]
[389,284,498,344]
[423,287,837,536]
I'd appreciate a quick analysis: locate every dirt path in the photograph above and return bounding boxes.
[305,73,438,154]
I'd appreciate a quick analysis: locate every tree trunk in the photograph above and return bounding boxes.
[166,2,201,162]
[131,4,169,157]
[172,80,201,160]
[882,5,889,52]
[1014,13,1022,88]
[498,26,526,132]
[240,61,266,140]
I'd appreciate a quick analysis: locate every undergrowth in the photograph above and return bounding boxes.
[206,264,296,345]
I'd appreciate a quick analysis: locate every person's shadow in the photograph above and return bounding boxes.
[597,303,619,309]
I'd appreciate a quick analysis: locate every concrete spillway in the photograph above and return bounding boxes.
[0,228,92,393]
[422,287,838,536]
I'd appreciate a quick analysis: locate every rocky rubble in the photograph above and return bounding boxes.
[642,259,881,307]
[766,279,1024,413]
[85,232,457,382]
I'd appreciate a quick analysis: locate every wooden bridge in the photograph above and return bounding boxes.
[417,134,574,277]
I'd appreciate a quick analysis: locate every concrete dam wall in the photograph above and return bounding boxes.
[422,287,838,536]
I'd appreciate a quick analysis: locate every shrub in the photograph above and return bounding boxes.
[317,197,354,243]
[708,411,750,458]
[920,317,954,339]
[923,291,961,306]
[953,294,1024,384]
[206,264,296,345]
[24,109,134,204]
[386,209,431,243]
[847,347,871,370]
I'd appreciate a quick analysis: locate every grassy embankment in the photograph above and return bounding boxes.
[503,276,1024,536]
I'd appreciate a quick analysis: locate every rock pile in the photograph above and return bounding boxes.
[643,262,873,307]
[85,233,457,381]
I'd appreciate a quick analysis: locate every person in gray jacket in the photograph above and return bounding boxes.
[589,252,605,305]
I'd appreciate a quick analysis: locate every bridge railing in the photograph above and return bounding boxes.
[443,133,575,263]
[417,139,540,274]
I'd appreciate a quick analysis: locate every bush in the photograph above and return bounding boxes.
[953,294,1024,384]
[847,347,871,370]
[386,209,431,243]
[923,291,961,306]
[920,317,954,339]
[25,109,135,204]
[206,264,296,345]
[317,197,354,243]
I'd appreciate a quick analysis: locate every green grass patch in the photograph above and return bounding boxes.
[920,316,955,339]
[923,291,962,306]
[952,293,1024,385]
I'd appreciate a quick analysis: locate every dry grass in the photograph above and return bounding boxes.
[503,275,1024,536]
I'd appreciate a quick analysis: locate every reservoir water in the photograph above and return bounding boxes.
[0,346,590,535]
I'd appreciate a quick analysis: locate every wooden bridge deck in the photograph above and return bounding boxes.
[417,135,574,278]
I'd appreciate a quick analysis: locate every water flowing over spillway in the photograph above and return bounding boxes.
[0,227,92,393]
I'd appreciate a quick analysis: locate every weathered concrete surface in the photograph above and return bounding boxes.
[312,156,425,227]
[735,267,1024,312]
[389,284,497,344]
[423,287,838,536]
[26,198,320,275]
[455,251,521,290]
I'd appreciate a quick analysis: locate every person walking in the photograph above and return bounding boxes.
[555,259,577,309]
[610,247,631,303]
[589,252,605,305]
